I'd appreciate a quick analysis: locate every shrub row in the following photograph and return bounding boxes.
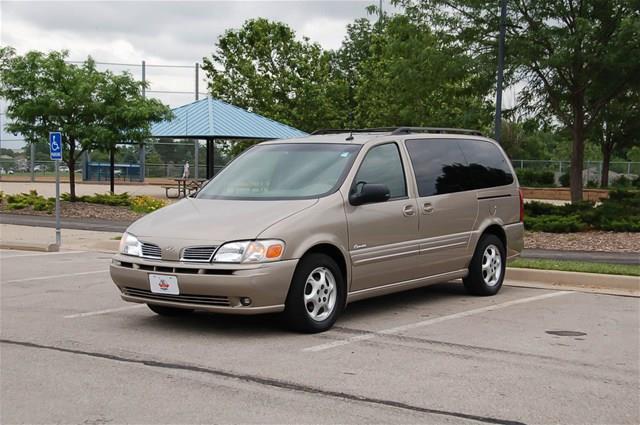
[516,169,555,187]
[1,190,55,213]
[2,191,166,215]
[524,189,640,232]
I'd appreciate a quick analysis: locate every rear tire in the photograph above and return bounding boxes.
[147,304,194,316]
[283,253,346,333]
[463,234,506,296]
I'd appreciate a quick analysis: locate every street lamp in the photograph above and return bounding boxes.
[495,0,507,143]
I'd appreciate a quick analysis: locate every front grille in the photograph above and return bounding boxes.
[181,246,217,262]
[141,242,161,259]
[123,287,230,306]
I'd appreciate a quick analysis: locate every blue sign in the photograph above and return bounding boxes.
[49,132,62,160]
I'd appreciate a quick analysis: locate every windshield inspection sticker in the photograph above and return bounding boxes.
[340,152,350,157]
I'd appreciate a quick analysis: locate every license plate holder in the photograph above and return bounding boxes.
[149,274,179,295]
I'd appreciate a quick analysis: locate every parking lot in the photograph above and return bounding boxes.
[1,248,638,424]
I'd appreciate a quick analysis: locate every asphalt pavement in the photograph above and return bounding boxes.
[1,249,638,424]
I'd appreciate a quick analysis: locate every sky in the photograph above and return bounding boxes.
[0,0,380,149]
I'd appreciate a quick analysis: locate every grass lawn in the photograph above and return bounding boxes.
[509,258,640,276]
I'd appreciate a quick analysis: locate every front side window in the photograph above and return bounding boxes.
[352,143,407,199]
[197,143,360,200]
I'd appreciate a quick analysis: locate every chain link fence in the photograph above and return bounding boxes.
[2,155,638,186]
[511,160,640,186]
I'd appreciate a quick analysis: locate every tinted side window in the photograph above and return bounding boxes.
[405,139,468,196]
[353,143,407,198]
[457,139,514,189]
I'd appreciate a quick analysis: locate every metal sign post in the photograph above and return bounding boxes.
[49,132,62,246]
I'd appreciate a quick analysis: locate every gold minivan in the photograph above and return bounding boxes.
[110,128,524,332]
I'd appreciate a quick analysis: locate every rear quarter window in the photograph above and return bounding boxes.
[456,139,514,189]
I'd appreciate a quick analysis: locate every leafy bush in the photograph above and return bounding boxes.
[559,172,570,187]
[525,214,587,233]
[61,191,166,214]
[62,192,131,206]
[516,169,555,187]
[130,195,166,213]
[613,175,631,188]
[3,190,166,215]
[3,190,54,213]
[525,189,640,232]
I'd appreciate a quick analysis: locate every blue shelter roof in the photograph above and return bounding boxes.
[151,97,307,140]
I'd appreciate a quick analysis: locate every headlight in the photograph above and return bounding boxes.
[119,232,142,257]
[212,240,284,263]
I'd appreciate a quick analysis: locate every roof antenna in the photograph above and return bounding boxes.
[345,111,354,141]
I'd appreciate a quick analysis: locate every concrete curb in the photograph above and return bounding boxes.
[506,267,639,297]
[0,241,59,252]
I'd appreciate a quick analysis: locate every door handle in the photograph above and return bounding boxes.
[423,203,434,214]
[402,205,415,216]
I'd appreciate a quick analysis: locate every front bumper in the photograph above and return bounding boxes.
[109,254,298,314]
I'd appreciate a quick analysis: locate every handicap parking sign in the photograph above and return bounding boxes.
[49,132,62,160]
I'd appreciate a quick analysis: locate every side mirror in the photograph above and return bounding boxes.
[349,183,391,206]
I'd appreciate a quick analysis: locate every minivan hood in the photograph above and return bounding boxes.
[127,198,318,243]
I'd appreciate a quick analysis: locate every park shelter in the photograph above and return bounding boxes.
[150,97,307,179]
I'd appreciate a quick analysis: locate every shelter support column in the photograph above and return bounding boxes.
[139,143,145,182]
[194,140,199,179]
[206,139,215,179]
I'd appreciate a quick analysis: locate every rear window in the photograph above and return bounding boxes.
[456,139,514,189]
[405,138,514,197]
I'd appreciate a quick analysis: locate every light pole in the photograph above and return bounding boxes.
[495,0,507,143]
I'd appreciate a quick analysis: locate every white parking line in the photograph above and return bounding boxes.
[0,250,87,259]
[64,304,145,318]
[303,291,571,352]
[3,270,108,284]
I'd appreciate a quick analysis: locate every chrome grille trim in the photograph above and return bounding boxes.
[181,246,218,262]
[123,287,230,306]
[140,242,161,259]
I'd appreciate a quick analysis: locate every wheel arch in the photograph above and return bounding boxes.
[301,243,349,288]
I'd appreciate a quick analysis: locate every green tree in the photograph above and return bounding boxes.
[0,48,103,198]
[95,71,172,193]
[398,0,640,202]
[0,47,171,197]
[350,14,492,129]
[590,89,640,187]
[202,18,343,133]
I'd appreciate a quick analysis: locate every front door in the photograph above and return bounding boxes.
[345,142,420,292]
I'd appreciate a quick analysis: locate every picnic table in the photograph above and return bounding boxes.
[163,178,207,198]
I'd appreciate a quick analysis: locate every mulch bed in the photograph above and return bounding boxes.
[0,201,143,222]
[525,231,640,253]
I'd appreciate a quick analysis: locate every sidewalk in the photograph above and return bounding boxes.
[0,224,120,252]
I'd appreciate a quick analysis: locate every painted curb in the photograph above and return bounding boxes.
[506,267,639,296]
[0,241,59,252]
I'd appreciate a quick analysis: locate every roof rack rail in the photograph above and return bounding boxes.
[311,128,399,135]
[391,127,483,136]
[310,127,483,136]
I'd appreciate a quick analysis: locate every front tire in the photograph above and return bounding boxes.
[147,304,194,316]
[283,253,345,333]
[463,234,506,296]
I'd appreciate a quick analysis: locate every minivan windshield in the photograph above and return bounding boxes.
[197,143,361,200]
